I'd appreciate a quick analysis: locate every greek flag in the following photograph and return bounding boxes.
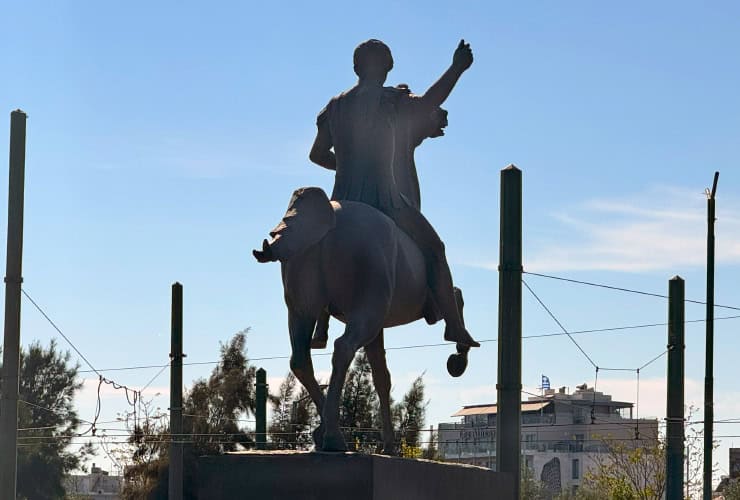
[541,375,550,390]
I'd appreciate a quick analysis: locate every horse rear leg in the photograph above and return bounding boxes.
[310,309,330,349]
[288,309,326,446]
[322,317,384,452]
[365,330,395,455]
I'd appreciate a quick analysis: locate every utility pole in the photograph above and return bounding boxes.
[496,165,522,498]
[704,172,719,500]
[0,110,27,500]
[169,283,184,500]
[256,368,267,450]
[666,276,685,500]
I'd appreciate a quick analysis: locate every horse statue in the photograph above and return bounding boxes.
[254,38,477,453]
[253,187,470,453]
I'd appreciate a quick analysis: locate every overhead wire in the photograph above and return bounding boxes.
[523,271,740,312]
[21,288,145,434]
[72,314,740,375]
[20,271,740,461]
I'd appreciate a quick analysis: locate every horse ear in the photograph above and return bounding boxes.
[253,239,276,263]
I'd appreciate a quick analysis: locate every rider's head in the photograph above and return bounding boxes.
[354,39,393,84]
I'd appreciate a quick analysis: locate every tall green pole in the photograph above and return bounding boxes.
[496,165,522,499]
[169,283,184,500]
[256,368,267,450]
[666,276,685,500]
[0,110,27,500]
[703,172,719,500]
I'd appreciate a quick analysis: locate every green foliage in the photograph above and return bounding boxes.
[338,351,381,451]
[554,487,600,500]
[268,372,314,449]
[520,463,548,500]
[0,340,93,500]
[119,400,169,500]
[393,374,427,449]
[119,329,256,499]
[268,350,430,456]
[723,479,740,500]
[422,427,441,461]
[183,329,255,455]
[579,437,666,500]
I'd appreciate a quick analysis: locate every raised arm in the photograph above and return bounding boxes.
[309,118,336,171]
[420,40,473,108]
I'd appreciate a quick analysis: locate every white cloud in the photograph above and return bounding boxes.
[481,185,740,273]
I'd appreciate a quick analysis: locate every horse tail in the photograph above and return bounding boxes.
[253,187,336,263]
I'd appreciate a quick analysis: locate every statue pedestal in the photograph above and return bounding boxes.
[196,450,514,500]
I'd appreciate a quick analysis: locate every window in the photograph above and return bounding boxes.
[524,433,537,450]
[573,408,585,424]
[572,433,585,452]
[572,459,580,479]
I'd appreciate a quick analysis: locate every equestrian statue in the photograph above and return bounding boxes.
[253,39,477,453]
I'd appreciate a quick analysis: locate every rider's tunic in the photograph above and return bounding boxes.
[317,85,432,216]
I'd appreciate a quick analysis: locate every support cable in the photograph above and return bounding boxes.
[522,279,598,369]
[523,271,740,312]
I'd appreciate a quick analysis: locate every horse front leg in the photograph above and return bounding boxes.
[322,318,384,452]
[365,330,396,455]
[288,309,326,447]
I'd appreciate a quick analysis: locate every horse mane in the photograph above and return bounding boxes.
[264,187,336,262]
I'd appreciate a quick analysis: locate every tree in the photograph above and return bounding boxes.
[422,426,441,461]
[393,374,427,452]
[0,340,93,499]
[723,478,740,500]
[183,329,256,455]
[521,463,548,500]
[579,437,666,500]
[268,352,433,457]
[339,351,381,452]
[268,372,314,450]
[684,404,720,499]
[118,400,169,500]
[119,329,256,499]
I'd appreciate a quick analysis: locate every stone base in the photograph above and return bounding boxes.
[196,450,514,500]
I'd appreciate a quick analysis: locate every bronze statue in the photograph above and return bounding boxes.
[254,39,475,452]
[309,85,448,349]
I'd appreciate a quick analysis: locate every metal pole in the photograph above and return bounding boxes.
[704,171,719,500]
[169,282,184,500]
[256,368,267,450]
[666,276,685,500]
[496,165,522,499]
[0,110,27,500]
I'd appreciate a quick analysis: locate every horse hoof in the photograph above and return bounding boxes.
[321,432,348,452]
[447,352,468,377]
[381,445,397,456]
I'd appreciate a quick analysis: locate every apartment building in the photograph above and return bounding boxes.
[438,384,659,493]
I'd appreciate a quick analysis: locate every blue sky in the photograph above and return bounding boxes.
[2,0,739,481]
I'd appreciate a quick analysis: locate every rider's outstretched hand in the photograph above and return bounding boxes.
[453,39,473,72]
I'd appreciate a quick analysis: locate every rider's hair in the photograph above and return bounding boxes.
[353,39,393,79]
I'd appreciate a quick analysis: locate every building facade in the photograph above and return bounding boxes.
[65,463,122,500]
[438,385,659,494]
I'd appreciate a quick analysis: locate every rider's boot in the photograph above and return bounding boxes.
[428,258,480,348]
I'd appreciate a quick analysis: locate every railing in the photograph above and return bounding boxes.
[438,437,618,458]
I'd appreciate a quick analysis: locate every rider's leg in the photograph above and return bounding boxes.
[392,206,480,348]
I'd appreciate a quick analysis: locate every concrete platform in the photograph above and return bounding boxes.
[196,450,514,500]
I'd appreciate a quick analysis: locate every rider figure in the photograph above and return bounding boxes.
[309,39,479,348]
